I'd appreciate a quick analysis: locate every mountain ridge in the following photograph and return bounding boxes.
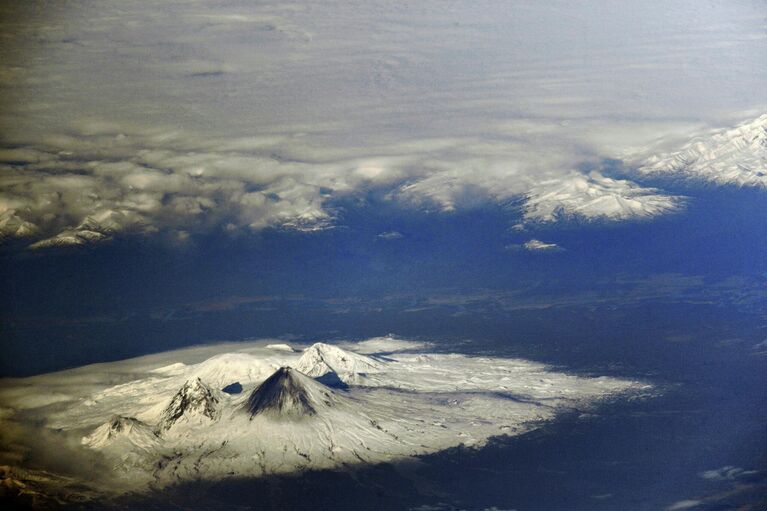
[159,378,222,432]
[294,342,382,380]
[640,114,767,187]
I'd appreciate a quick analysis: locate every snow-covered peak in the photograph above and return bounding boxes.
[294,343,382,379]
[246,367,337,419]
[0,210,38,241]
[159,378,222,431]
[640,114,767,187]
[523,171,682,222]
[82,416,158,451]
[189,353,277,388]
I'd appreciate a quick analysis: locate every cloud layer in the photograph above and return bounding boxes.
[0,126,341,246]
[1,0,765,246]
[0,124,687,247]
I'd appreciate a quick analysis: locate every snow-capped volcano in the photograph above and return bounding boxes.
[246,367,337,419]
[159,378,222,432]
[294,342,382,380]
[189,352,277,388]
[7,338,650,495]
[640,114,767,187]
[82,416,158,451]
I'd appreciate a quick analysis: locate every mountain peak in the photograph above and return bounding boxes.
[640,113,767,188]
[190,352,277,389]
[159,378,221,431]
[82,415,158,450]
[294,343,382,379]
[246,367,336,420]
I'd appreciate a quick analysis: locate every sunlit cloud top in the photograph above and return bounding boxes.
[1,0,766,247]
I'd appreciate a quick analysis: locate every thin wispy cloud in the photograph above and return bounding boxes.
[700,465,759,482]
[522,239,563,252]
[377,231,404,240]
[666,500,702,511]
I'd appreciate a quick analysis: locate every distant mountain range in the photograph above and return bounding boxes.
[640,114,767,187]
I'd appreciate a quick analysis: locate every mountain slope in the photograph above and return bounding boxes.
[189,353,277,389]
[82,416,158,451]
[640,114,767,187]
[159,378,222,432]
[246,367,338,419]
[294,343,382,380]
[61,341,645,491]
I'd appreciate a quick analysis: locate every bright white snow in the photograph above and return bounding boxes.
[524,171,683,222]
[294,342,383,379]
[639,114,767,188]
[0,337,650,494]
